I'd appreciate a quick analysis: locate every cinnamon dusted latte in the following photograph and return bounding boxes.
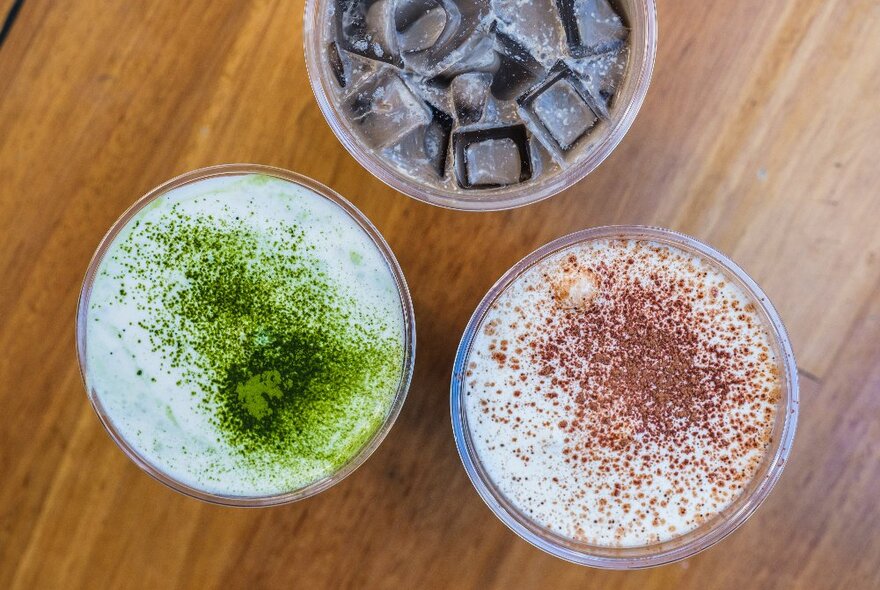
[461,236,782,547]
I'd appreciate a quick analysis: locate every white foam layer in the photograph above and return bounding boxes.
[464,239,780,546]
[85,174,405,497]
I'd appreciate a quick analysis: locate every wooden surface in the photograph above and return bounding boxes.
[1,0,879,587]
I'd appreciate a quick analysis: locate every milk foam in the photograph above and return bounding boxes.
[84,174,405,497]
[464,239,780,546]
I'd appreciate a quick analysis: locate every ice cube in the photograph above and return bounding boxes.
[556,0,628,57]
[403,73,453,114]
[337,0,402,66]
[466,139,522,186]
[347,49,385,90]
[383,104,453,180]
[347,69,432,149]
[450,72,492,124]
[431,34,500,82]
[326,41,387,93]
[480,95,521,125]
[380,76,454,177]
[529,135,559,179]
[395,0,448,54]
[518,61,601,157]
[328,41,348,87]
[453,124,533,188]
[490,23,545,101]
[400,0,492,77]
[493,0,566,66]
[567,45,628,110]
[423,104,455,175]
[533,78,597,149]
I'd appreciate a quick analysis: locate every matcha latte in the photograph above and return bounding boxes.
[77,166,413,501]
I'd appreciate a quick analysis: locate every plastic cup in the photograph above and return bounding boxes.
[450,226,798,567]
[76,164,416,506]
[304,0,658,211]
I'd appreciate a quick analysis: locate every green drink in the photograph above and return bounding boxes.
[77,166,414,502]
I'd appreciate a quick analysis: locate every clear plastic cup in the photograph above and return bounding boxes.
[450,226,799,567]
[76,164,416,506]
[304,0,658,211]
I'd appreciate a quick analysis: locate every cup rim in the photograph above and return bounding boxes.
[303,0,658,211]
[450,225,799,567]
[76,163,417,507]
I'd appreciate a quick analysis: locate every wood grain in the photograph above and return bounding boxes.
[1,0,878,587]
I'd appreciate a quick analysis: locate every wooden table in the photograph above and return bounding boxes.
[1,0,879,587]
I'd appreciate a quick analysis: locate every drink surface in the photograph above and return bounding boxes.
[321,0,632,194]
[463,238,781,546]
[84,174,406,497]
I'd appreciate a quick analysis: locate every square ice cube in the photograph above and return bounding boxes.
[556,0,628,57]
[518,62,601,157]
[396,0,448,54]
[568,46,629,111]
[532,76,598,150]
[574,0,628,53]
[348,70,432,149]
[338,0,402,66]
[381,104,453,181]
[490,23,545,101]
[453,124,532,188]
[400,0,491,77]
[451,72,492,125]
[466,139,522,186]
[493,0,566,66]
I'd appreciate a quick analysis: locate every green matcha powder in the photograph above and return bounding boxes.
[98,195,403,491]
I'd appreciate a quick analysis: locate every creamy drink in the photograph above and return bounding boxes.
[455,230,792,551]
[79,169,412,500]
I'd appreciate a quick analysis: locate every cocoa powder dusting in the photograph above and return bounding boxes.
[464,239,781,547]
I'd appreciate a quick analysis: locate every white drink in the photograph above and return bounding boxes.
[463,238,781,546]
[82,173,407,498]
